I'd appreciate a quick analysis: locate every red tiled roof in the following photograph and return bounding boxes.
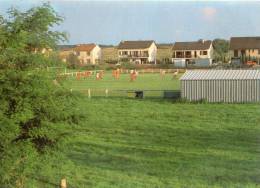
[74,44,96,52]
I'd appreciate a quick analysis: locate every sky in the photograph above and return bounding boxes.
[0,0,260,45]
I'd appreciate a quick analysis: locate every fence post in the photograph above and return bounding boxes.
[60,178,67,188]
[88,89,91,99]
[105,89,108,97]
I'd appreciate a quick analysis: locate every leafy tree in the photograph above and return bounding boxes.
[213,39,230,63]
[0,3,84,187]
[66,53,81,69]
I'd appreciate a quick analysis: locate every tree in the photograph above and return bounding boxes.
[213,39,230,63]
[0,4,84,187]
[66,53,81,69]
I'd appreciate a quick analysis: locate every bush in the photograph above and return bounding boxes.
[105,59,118,64]
[0,3,86,186]
[66,53,81,69]
[120,62,136,69]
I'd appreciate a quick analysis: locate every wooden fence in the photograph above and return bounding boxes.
[75,89,181,99]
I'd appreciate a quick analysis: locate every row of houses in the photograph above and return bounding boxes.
[59,36,260,66]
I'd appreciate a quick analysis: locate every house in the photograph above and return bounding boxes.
[117,40,157,64]
[172,39,214,67]
[180,70,260,103]
[73,44,101,64]
[230,37,260,64]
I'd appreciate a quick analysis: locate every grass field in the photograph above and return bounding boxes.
[32,98,260,188]
[63,72,181,97]
[28,71,260,187]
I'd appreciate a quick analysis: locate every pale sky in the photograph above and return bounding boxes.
[0,0,260,45]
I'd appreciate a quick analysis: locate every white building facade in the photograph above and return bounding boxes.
[74,44,101,64]
[172,40,214,67]
[118,40,157,64]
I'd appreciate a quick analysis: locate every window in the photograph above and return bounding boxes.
[185,51,191,58]
[200,51,202,55]
[203,51,207,55]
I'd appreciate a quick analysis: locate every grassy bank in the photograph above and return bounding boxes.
[30,98,260,188]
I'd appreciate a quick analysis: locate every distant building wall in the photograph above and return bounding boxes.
[148,42,157,63]
[118,42,157,64]
[76,45,101,64]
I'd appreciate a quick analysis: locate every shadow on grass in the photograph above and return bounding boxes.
[65,126,260,186]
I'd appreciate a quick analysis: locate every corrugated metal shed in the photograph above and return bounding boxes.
[181,70,260,80]
[180,70,260,103]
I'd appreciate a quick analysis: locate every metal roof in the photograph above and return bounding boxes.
[180,70,260,80]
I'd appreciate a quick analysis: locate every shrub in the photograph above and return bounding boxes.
[0,3,86,186]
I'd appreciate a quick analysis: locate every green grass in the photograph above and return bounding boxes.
[31,98,260,188]
[63,72,181,97]
[63,72,181,93]
[27,71,260,187]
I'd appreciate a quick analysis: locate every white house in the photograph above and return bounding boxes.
[117,40,157,64]
[74,44,101,64]
[172,39,214,67]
